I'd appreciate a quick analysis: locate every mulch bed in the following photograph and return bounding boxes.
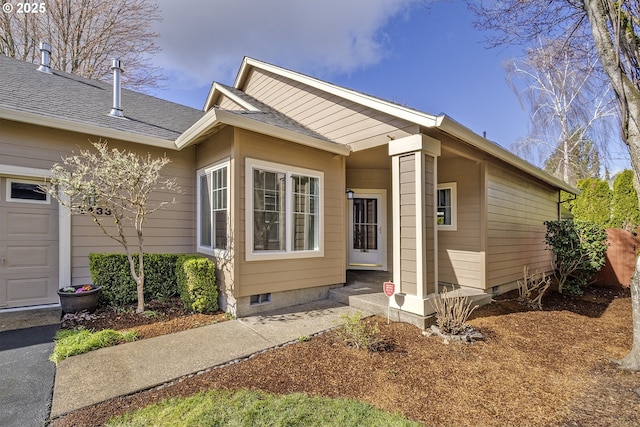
[50,287,640,427]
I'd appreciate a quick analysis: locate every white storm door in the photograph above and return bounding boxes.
[348,192,385,270]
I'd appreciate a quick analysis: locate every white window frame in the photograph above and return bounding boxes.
[6,178,50,204]
[245,158,324,261]
[437,182,457,231]
[197,160,230,256]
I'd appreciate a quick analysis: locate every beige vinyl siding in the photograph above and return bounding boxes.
[424,154,436,294]
[346,146,392,270]
[486,164,558,286]
[242,69,419,151]
[437,156,482,289]
[218,95,247,111]
[235,128,345,298]
[398,154,417,296]
[1,120,196,285]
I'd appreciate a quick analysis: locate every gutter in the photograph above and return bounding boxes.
[434,115,578,194]
[0,107,177,150]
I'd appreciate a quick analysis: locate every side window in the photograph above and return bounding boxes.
[437,182,457,231]
[198,162,229,253]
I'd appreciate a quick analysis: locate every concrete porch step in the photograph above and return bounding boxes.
[329,272,493,329]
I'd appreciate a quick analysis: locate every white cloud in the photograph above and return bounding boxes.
[154,0,418,87]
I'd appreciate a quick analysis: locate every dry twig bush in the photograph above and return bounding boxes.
[517,266,551,310]
[433,287,478,335]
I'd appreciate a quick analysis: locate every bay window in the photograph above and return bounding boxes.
[247,158,322,260]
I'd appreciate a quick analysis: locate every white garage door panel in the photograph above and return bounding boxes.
[6,246,51,267]
[7,278,50,301]
[0,176,59,308]
[6,212,51,235]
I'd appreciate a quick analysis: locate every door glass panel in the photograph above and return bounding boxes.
[353,198,378,250]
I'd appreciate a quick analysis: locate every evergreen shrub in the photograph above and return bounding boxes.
[544,219,608,296]
[176,255,218,313]
[89,253,180,307]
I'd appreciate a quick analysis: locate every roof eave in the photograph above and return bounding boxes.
[0,107,177,150]
[434,115,578,194]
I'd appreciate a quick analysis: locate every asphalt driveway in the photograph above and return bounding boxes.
[0,308,59,427]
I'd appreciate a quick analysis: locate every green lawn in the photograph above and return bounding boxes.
[106,389,422,427]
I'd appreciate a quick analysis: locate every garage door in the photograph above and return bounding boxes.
[0,176,59,308]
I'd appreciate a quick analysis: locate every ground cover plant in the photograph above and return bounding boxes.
[50,286,640,427]
[50,328,138,364]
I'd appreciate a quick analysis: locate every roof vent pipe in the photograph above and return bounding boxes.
[37,42,52,74]
[109,59,125,118]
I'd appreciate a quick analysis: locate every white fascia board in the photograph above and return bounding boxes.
[236,57,439,128]
[0,107,177,150]
[174,108,222,149]
[203,82,261,112]
[434,115,578,194]
[0,164,52,178]
[175,108,351,156]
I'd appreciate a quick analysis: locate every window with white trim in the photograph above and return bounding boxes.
[437,182,457,231]
[246,158,323,260]
[198,162,229,253]
[6,179,49,204]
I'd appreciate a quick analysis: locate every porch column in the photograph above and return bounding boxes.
[388,134,441,316]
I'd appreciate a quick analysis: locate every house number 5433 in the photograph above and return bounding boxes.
[82,207,112,215]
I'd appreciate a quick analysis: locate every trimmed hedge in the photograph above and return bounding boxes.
[89,253,181,307]
[176,255,218,313]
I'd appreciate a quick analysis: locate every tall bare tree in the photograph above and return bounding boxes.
[507,39,616,185]
[0,0,163,90]
[472,0,640,371]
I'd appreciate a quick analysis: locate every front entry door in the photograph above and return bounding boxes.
[348,192,385,270]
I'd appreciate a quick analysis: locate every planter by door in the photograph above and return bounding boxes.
[57,285,102,313]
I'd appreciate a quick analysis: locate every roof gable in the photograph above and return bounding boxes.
[218,57,576,193]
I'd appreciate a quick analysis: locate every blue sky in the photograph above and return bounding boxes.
[149,0,629,170]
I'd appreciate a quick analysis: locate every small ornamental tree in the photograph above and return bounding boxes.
[610,170,640,232]
[544,219,608,296]
[47,141,180,313]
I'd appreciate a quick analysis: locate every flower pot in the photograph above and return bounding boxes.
[57,285,102,314]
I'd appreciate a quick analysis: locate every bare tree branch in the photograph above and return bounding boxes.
[0,0,164,90]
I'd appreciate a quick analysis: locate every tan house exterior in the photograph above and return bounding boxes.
[0,53,576,325]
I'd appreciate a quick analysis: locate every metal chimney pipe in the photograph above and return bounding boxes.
[109,59,124,118]
[37,42,52,74]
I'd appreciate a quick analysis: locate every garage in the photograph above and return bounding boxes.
[0,176,59,309]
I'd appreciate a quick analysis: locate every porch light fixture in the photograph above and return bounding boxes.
[346,189,354,199]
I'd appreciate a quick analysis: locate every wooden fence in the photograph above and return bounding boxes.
[594,228,640,287]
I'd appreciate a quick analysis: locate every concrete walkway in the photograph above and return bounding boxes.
[50,299,355,418]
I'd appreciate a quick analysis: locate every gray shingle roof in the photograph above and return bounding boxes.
[0,55,204,141]
[214,83,333,142]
